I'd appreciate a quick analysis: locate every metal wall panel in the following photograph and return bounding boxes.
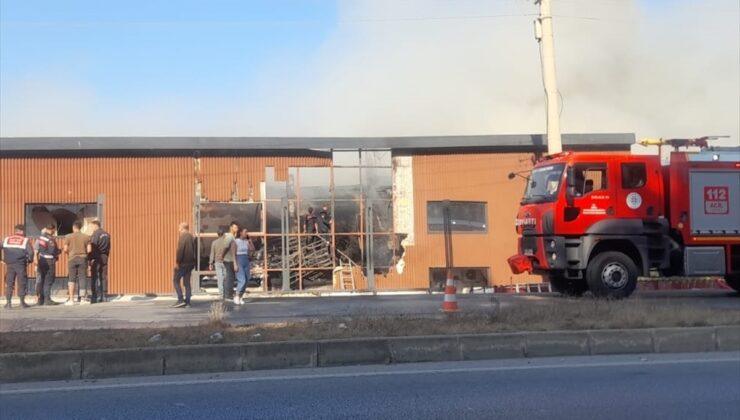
[377,153,542,289]
[1,157,194,295]
[1,156,331,295]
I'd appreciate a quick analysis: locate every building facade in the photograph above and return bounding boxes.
[0,134,633,295]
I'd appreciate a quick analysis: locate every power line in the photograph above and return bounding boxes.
[346,13,538,23]
[1,14,539,28]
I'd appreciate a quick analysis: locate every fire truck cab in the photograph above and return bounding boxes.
[508,147,740,298]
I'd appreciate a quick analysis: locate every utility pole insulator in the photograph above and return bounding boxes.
[533,19,543,40]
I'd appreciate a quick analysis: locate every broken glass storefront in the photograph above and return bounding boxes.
[194,150,400,292]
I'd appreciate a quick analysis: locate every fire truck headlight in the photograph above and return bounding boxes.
[549,240,556,249]
[551,253,557,261]
[712,154,720,161]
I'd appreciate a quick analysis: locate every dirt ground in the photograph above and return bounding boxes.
[2,297,738,353]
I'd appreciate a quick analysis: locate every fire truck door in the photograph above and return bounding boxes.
[616,161,660,218]
[562,162,616,234]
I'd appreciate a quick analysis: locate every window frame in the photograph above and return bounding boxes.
[426,201,488,234]
[620,162,647,189]
[572,163,608,197]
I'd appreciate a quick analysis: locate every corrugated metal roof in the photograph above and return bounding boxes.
[0,133,635,156]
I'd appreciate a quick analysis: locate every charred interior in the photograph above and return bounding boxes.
[195,149,401,291]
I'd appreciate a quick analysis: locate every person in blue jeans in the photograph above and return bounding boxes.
[208,227,227,299]
[233,228,254,305]
[172,222,196,308]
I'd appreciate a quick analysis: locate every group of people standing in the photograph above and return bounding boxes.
[1,220,110,308]
[172,221,254,308]
[3,210,332,309]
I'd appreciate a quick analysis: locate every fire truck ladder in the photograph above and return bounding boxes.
[639,136,730,151]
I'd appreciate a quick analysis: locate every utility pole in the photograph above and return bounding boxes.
[534,0,562,154]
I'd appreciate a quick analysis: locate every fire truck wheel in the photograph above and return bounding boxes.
[724,274,740,293]
[586,251,638,299]
[548,272,588,297]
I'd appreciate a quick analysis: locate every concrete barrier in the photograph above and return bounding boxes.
[589,329,654,355]
[83,348,164,379]
[525,331,590,357]
[389,336,461,363]
[245,341,317,370]
[318,338,390,367]
[715,325,740,351]
[1,326,736,384]
[459,333,526,360]
[0,351,82,382]
[164,344,243,375]
[653,327,715,353]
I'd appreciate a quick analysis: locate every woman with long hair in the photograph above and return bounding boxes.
[233,228,254,305]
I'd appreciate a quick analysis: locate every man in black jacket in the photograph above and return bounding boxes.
[89,220,111,303]
[34,224,61,306]
[172,222,196,308]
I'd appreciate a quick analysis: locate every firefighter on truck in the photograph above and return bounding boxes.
[507,137,740,299]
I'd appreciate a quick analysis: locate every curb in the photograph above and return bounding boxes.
[1,325,738,383]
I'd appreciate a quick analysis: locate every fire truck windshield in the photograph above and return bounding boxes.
[522,164,565,204]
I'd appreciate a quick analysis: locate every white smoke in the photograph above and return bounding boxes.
[1,0,738,147]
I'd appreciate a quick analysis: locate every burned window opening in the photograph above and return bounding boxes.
[25,203,98,236]
[429,267,489,292]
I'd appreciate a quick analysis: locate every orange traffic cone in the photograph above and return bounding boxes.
[442,269,458,313]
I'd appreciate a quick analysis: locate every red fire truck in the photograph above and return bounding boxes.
[507,139,740,298]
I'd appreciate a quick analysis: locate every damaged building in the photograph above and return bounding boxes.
[0,134,633,295]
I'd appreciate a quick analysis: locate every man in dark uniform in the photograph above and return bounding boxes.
[318,206,333,251]
[1,224,34,309]
[89,220,111,303]
[34,224,61,305]
[319,206,332,235]
[304,207,319,243]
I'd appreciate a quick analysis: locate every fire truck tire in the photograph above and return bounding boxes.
[724,274,740,293]
[586,252,638,299]
[548,272,588,297]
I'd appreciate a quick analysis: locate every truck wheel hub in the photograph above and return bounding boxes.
[602,263,628,289]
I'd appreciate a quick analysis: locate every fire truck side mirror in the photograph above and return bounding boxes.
[565,166,576,207]
[566,187,576,207]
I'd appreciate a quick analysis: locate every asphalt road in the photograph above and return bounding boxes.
[1,353,738,420]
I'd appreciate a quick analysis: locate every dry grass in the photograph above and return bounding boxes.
[208,301,228,327]
[1,298,738,354]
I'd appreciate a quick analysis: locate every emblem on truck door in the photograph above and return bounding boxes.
[626,192,642,210]
[583,204,606,215]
